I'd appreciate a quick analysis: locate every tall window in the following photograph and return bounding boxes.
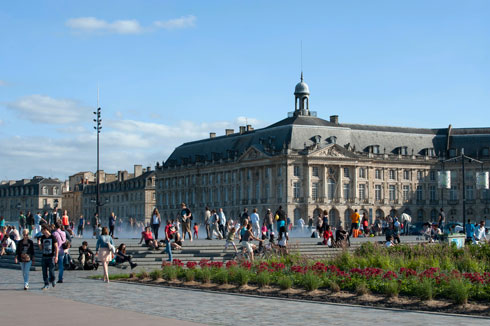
[255,182,260,199]
[403,170,410,180]
[450,185,458,200]
[343,183,350,200]
[327,178,335,200]
[403,185,410,202]
[312,183,319,200]
[358,168,366,179]
[277,167,282,177]
[247,170,251,180]
[247,185,252,200]
[265,183,270,198]
[389,185,396,201]
[293,165,300,177]
[429,185,436,201]
[358,184,366,200]
[389,170,396,180]
[375,185,382,201]
[343,168,350,178]
[293,182,301,198]
[416,185,423,201]
[429,171,436,181]
[312,166,319,177]
[42,186,48,195]
[375,169,382,180]
[277,183,283,199]
[417,171,423,181]
[265,168,270,178]
[466,185,474,200]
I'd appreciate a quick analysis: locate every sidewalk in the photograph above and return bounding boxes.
[0,290,205,326]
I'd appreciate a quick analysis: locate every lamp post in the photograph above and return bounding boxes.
[93,97,102,218]
[442,148,484,233]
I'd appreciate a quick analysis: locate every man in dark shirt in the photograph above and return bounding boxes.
[39,225,58,289]
[438,208,446,230]
[78,241,97,270]
[241,208,249,224]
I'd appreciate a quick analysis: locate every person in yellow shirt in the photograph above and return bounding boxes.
[349,209,360,237]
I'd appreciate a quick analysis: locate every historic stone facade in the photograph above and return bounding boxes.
[0,177,65,220]
[81,166,156,224]
[155,76,490,226]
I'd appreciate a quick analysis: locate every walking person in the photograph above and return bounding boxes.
[204,206,212,240]
[180,203,193,241]
[349,209,360,237]
[322,210,329,235]
[18,211,26,233]
[39,225,58,290]
[15,229,35,290]
[61,210,70,230]
[26,211,34,236]
[210,210,223,239]
[96,227,115,283]
[77,215,85,237]
[108,212,116,238]
[438,208,446,231]
[250,208,260,238]
[164,220,174,262]
[52,222,66,283]
[264,209,274,237]
[150,208,161,240]
[218,208,227,238]
[34,212,45,236]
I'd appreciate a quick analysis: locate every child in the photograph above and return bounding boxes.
[385,235,394,248]
[322,225,334,247]
[193,223,199,239]
[277,227,288,255]
[224,227,238,253]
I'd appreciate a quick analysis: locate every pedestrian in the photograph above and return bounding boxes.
[18,211,26,232]
[0,216,5,228]
[315,215,323,238]
[393,218,401,244]
[151,208,161,240]
[465,219,475,243]
[322,210,329,234]
[108,212,116,238]
[164,220,174,262]
[39,225,58,290]
[438,208,446,230]
[92,213,99,238]
[193,223,199,239]
[361,213,369,236]
[349,209,360,237]
[15,229,35,290]
[223,227,238,253]
[52,222,66,283]
[250,208,260,237]
[218,208,227,238]
[26,211,34,235]
[180,203,193,241]
[211,209,223,239]
[96,227,115,283]
[264,209,274,236]
[34,212,45,236]
[77,215,85,237]
[241,208,249,224]
[204,206,212,240]
[62,210,70,230]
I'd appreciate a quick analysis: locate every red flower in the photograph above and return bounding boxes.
[186,261,197,269]
[226,260,237,269]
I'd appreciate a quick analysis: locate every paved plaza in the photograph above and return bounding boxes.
[0,267,488,326]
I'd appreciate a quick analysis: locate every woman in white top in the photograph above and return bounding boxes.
[150,208,161,240]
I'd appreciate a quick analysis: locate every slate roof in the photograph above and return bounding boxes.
[164,114,490,167]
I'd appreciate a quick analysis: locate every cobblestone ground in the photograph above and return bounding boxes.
[1,268,488,326]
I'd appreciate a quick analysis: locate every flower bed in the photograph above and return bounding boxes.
[114,243,490,309]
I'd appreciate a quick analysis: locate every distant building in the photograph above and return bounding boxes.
[155,75,490,226]
[81,165,156,225]
[0,177,64,220]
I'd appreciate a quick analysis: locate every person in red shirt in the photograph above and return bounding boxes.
[138,227,159,250]
[193,223,199,239]
[322,225,334,247]
[62,210,70,229]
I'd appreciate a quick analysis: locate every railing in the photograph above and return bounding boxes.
[447,200,459,205]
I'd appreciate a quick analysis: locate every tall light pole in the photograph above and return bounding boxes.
[93,90,102,218]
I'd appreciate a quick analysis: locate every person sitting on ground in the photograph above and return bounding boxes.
[171,227,183,250]
[430,223,442,242]
[473,221,487,244]
[9,226,21,243]
[242,223,262,262]
[335,225,348,245]
[322,225,334,247]
[139,227,159,249]
[78,241,98,270]
[385,235,395,247]
[1,235,16,255]
[115,243,137,269]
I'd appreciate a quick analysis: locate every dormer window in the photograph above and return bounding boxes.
[327,136,337,144]
[426,148,435,157]
[372,145,380,154]
[399,146,408,156]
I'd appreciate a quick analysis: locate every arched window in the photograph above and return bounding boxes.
[42,186,48,195]
[344,208,353,226]
[375,209,384,219]
[329,208,339,227]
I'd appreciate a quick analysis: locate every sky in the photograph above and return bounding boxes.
[1,0,489,181]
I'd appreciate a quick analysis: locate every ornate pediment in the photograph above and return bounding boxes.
[238,146,268,162]
[308,144,358,159]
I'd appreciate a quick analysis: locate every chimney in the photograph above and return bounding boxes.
[117,171,123,182]
[147,166,151,172]
[330,115,339,124]
[225,129,234,136]
[121,171,128,181]
[209,132,216,138]
[246,124,253,131]
[239,126,246,134]
[134,165,142,177]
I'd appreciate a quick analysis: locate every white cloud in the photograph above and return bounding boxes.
[154,15,196,30]
[66,15,196,35]
[66,17,143,34]
[6,94,91,124]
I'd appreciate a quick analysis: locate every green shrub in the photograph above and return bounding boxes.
[149,269,163,281]
[277,276,292,290]
[302,272,321,291]
[382,281,400,298]
[211,269,229,285]
[256,272,271,288]
[329,281,341,293]
[198,268,212,283]
[184,269,195,282]
[413,279,433,301]
[137,270,150,280]
[356,282,369,296]
[446,279,470,305]
[162,266,177,281]
[233,268,250,286]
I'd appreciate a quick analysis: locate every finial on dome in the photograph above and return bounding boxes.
[301,71,303,82]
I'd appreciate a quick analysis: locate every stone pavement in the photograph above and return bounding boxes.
[0,268,488,326]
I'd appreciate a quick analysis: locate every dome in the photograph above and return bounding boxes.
[294,81,310,95]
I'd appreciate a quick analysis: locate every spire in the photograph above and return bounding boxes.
[300,71,303,82]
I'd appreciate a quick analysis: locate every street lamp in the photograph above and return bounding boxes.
[441,148,487,232]
[93,92,102,218]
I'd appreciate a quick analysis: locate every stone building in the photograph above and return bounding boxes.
[0,177,65,220]
[81,165,156,224]
[155,75,490,226]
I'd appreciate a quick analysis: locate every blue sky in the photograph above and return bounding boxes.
[1,0,489,180]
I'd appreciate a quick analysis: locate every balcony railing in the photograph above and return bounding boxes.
[447,200,459,205]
